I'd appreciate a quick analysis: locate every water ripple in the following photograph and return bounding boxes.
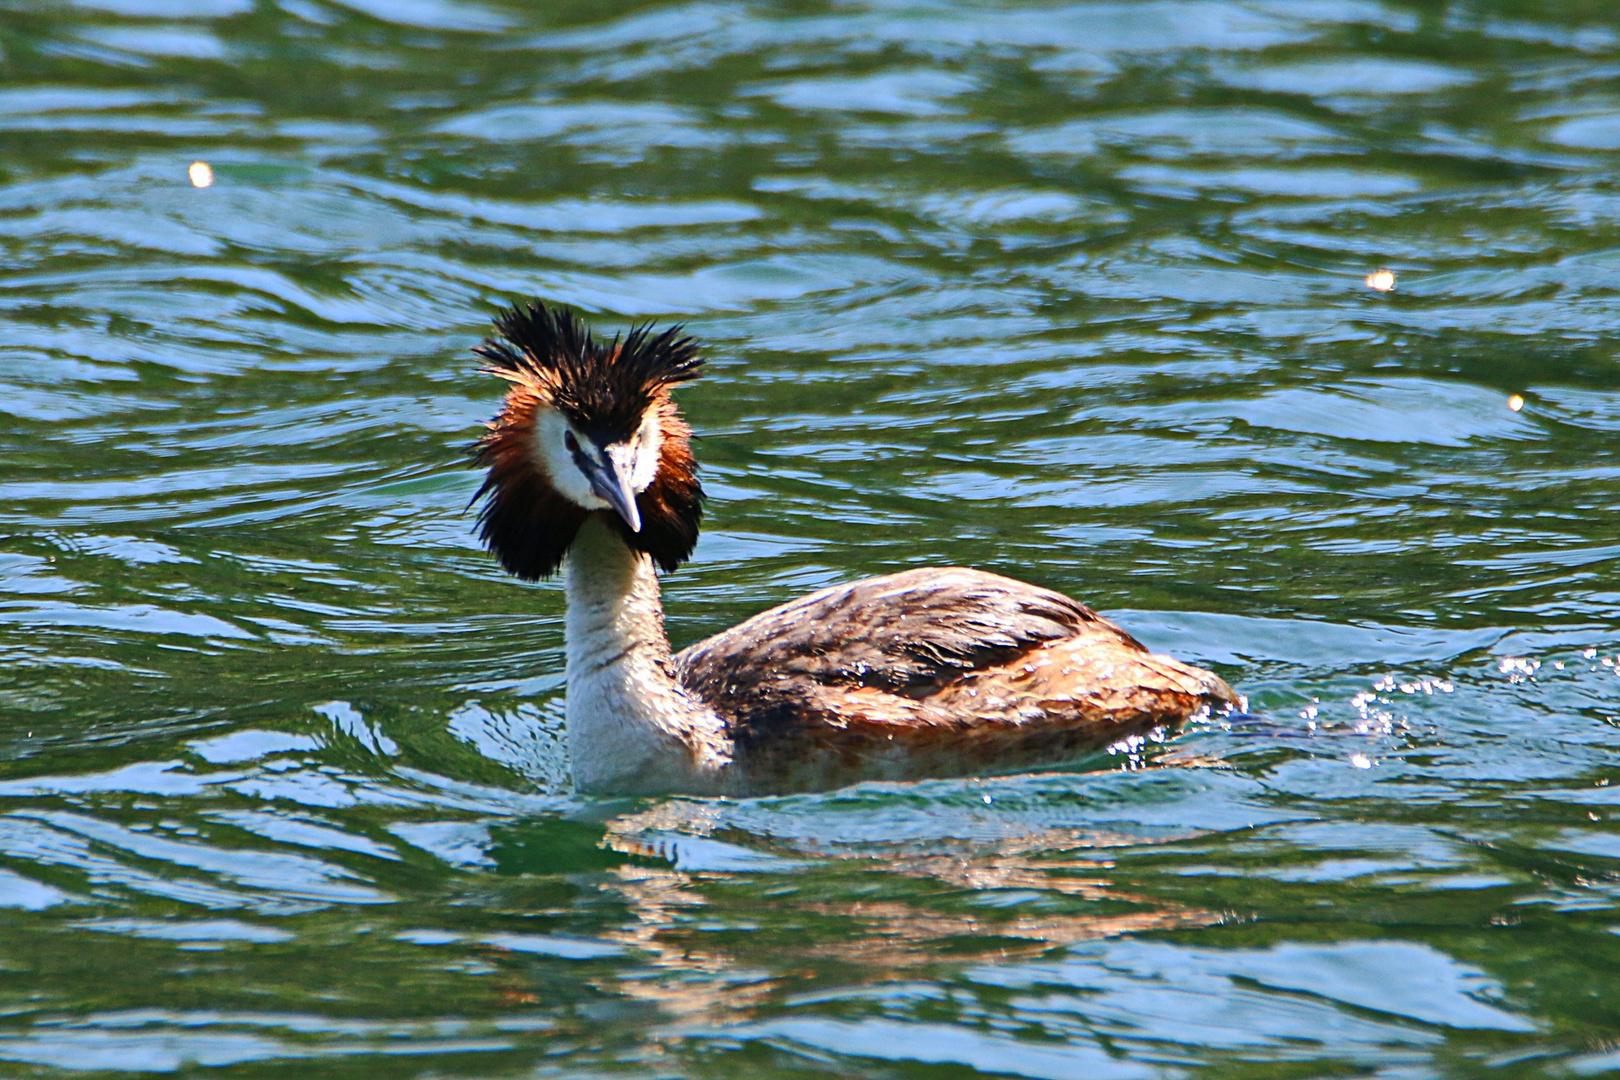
[2,0,1619,1074]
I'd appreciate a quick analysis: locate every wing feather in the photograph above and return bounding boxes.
[674,566,1137,699]
[674,567,1235,790]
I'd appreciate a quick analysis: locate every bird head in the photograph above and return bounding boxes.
[472,301,704,580]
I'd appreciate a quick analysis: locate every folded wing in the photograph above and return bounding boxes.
[674,567,1234,789]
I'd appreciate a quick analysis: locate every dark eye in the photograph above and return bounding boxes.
[564,431,579,453]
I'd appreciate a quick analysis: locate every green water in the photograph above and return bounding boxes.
[2,0,1619,1075]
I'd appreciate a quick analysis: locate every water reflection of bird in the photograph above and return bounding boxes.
[471,301,1237,795]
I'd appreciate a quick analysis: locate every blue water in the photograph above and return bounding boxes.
[1,0,1619,1075]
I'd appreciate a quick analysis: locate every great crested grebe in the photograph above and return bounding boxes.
[472,301,1237,796]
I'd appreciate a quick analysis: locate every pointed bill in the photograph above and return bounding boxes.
[573,437,642,532]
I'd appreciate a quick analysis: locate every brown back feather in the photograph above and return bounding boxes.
[676,567,1135,698]
[673,568,1232,789]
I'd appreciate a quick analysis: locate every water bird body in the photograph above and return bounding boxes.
[472,302,1237,795]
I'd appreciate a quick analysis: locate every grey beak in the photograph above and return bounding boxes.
[573,439,642,533]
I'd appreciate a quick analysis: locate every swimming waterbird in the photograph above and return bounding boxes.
[472,301,1237,795]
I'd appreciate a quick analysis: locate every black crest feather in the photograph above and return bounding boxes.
[474,300,703,438]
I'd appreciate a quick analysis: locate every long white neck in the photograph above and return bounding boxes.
[562,514,731,794]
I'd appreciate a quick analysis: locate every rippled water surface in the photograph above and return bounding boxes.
[2,0,1620,1075]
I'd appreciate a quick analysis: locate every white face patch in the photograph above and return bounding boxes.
[534,408,604,508]
[627,405,664,493]
[532,406,663,510]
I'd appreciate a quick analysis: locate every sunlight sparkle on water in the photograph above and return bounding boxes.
[1508,394,1525,411]
[1364,269,1396,292]
[188,161,214,188]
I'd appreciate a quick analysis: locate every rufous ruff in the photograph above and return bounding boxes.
[472,301,1238,796]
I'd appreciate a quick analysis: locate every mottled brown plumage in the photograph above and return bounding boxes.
[470,299,1238,796]
[675,567,1233,791]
